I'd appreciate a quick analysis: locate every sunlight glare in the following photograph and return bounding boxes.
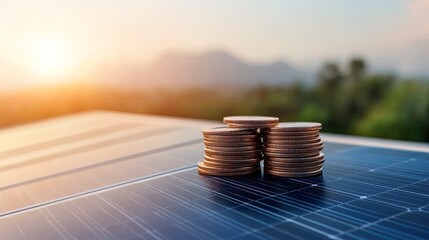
[26,37,73,82]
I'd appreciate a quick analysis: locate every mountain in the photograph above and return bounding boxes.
[96,50,299,89]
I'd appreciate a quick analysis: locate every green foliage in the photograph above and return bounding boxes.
[355,80,429,141]
[348,58,366,78]
[0,58,428,142]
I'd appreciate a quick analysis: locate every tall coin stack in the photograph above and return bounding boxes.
[261,122,324,177]
[198,126,263,176]
[198,116,279,176]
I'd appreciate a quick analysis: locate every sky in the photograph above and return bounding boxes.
[0,0,428,85]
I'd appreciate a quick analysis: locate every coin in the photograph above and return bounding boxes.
[264,159,325,168]
[198,160,257,172]
[205,148,261,156]
[261,122,322,132]
[205,145,261,152]
[263,141,324,150]
[205,153,262,161]
[198,161,261,176]
[202,126,256,136]
[204,135,260,142]
[204,139,260,147]
[264,163,323,172]
[261,129,320,136]
[263,137,322,145]
[264,152,325,163]
[204,159,260,168]
[223,116,279,124]
[204,153,262,161]
[227,122,279,129]
[204,154,262,163]
[205,152,262,160]
[198,167,261,176]
[263,145,324,154]
[262,134,320,141]
[263,151,320,158]
[265,167,322,177]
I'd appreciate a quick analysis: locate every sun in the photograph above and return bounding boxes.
[26,37,73,82]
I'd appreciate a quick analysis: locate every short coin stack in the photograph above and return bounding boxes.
[261,122,324,177]
[198,126,263,176]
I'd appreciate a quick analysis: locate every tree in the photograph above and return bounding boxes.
[318,62,343,92]
[348,58,366,79]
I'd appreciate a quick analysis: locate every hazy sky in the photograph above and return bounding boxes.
[0,0,428,84]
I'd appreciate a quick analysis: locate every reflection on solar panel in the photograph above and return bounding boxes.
[0,111,428,240]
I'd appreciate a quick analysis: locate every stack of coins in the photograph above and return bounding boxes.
[261,122,324,177]
[198,126,262,176]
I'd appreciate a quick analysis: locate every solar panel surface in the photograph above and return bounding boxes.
[0,111,428,240]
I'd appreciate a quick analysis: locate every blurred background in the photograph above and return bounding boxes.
[0,0,428,141]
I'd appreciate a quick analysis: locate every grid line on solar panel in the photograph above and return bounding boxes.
[342,170,423,189]
[0,138,200,196]
[0,146,428,240]
[0,164,197,219]
[290,191,418,229]
[92,194,163,239]
[334,211,417,239]
[299,213,356,235]
[167,173,339,239]
[115,183,253,239]
[370,188,429,209]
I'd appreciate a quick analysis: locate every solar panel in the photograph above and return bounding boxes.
[0,111,428,240]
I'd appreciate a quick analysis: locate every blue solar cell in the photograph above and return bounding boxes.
[156,224,203,239]
[323,206,380,226]
[1,144,428,239]
[345,199,404,218]
[371,190,429,208]
[298,213,355,234]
